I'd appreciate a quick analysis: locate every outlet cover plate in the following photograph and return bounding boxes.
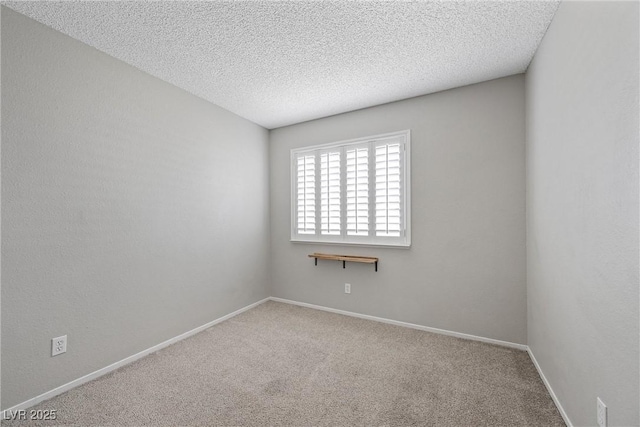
[52,335,67,357]
[597,397,607,427]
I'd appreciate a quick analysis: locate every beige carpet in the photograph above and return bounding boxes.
[3,301,564,426]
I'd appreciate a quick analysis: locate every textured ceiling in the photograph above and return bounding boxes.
[4,1,559,129]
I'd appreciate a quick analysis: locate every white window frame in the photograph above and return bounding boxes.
[291,130,411,248]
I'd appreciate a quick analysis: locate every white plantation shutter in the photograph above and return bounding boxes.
[296,154,316,234]
[346,146,369,236]
[320,151,341,235]
[291,130,410,246]
[375,141,402,237]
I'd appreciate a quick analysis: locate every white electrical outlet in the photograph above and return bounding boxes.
[52,335,67,357]
[344,283,351,294]
[597,397,607,427]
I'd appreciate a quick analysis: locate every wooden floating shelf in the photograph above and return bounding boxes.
[308,253,379,272]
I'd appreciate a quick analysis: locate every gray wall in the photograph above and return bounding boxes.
[270,75,527,345]
[526,2,639,426]
[1,8,270,409]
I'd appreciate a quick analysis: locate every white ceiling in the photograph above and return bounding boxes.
[4,1,559,129]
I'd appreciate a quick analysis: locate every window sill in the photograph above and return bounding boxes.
[290,238,411,249]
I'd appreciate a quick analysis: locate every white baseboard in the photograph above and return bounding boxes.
[527,347,573,427]
[1,297,270,416]
[268,297,529,351]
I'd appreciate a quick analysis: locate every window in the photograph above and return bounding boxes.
[291,130,411,247]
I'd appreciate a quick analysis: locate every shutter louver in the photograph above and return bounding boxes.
[375,142,402,237]
[320,151,341,235]
[346,146,369,236]
[297,154,316,234]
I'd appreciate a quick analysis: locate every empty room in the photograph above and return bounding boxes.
[1,1,638,426]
